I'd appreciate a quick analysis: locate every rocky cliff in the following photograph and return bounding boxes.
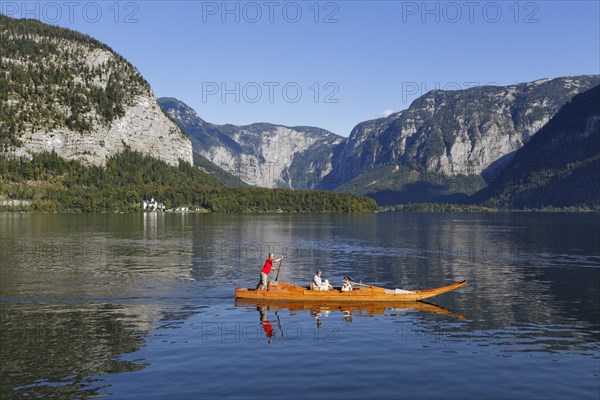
[0,15,193,166]
[472,84,600,209]
[159,97,343,189]
[160,76,599,202]
[318,76,600,204]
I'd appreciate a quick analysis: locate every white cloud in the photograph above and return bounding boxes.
[378,108,395,118]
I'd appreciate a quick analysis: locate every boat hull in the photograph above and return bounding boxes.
[235,280,467,302]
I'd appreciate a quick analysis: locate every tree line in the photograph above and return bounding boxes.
[0,150,378,213]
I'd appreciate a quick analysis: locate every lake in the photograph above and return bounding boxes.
[1,212,599,399]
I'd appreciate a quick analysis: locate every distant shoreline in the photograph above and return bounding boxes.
[380,204,600,213]
[2,207,599,214]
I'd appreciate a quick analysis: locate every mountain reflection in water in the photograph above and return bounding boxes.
[1,213,598,399]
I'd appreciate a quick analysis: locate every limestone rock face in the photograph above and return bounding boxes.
[1,15,193,166]
[160,98,342,189]
[320,76,600,189]
[12,95,193,166]
[161,76,599,195]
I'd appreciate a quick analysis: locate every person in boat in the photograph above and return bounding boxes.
[311,269,333,291]
[341,276,353,292]
[256,253,284,291]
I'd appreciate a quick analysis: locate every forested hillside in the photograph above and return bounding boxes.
[472,85,600,209]
[0,150,378,212]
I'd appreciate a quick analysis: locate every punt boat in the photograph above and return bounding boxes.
[235,279,467,302]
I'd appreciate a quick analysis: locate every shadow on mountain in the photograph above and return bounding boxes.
[482,151,518,184]
[471,84,600,208]
[367,182,470,206]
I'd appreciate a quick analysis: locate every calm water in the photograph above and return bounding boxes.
[1,212,599,399]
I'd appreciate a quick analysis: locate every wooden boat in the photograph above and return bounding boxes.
[235,279,467,302]
[235,298,467,319]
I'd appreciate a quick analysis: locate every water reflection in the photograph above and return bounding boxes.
[0,213,197,397]
[236,299,468,337]
[1,213,599,399]
[0,302,149,398]
[236,298,467,319]
[232,298,599,356]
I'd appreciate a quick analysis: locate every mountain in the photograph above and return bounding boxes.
[192,152,249,188]
[0,16,377,213]
[0,15,192,166]
[160,77,598,204]
[318,76,600,205]
[471,85,600,209]
[159,97,344,189]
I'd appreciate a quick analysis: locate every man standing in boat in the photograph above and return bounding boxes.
[256,253,284,291]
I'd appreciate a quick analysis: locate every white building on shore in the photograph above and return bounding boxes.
[143,198,165,212]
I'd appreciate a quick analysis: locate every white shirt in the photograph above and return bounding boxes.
[313,274,322,287]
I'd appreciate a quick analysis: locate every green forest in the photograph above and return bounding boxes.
[0,150,378,213]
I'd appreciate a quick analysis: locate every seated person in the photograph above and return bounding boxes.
[341,276,353,292]
[311,269,333,291]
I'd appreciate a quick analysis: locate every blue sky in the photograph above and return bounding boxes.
[5,0,600,136]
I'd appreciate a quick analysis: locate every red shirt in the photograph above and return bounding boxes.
[262,320,273,338]
[261,258,273,274]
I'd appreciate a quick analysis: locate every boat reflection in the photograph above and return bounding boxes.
[236,298,467,325]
